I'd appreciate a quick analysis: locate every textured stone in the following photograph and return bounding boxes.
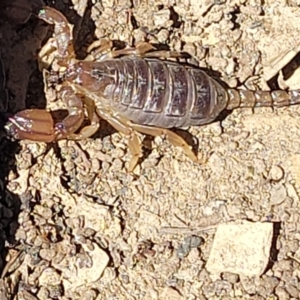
[206,221,273,276]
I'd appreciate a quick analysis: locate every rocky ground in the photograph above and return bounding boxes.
[1,0,300,299]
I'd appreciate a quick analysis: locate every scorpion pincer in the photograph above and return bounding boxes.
[5,6,300,171]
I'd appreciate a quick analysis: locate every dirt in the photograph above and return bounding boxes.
[1,0,300,299]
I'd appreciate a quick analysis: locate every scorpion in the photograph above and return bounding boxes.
[5,6,300,171]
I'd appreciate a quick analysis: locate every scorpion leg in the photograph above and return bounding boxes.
[84,41,150,61]
[109,42,182,59]
[94,108,142,171]
[73,113,100,139]
[104,120,141,172]
[130,123,199,163]
[134,42,182,58]
[96,106,198,169]
[85,39,113,61]
[141,50,182,59]
[104,116,142,172]
[87,39,112,53]
[85,40,182,62]
[84,40,149,61]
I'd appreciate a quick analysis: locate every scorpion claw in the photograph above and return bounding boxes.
[37,6,73,61]
[5,109,57,143]
[5,105,100,143]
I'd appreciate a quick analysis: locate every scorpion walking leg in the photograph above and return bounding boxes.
[86,41,181,61]
[85,39,113,61]
[105,118,142,172]
[141,50,182,58]
[98,108,199,169]
[95,109,142,171]
[130,124,199,163]
[134,42,182,58]
[109,42,182,59]
[84,41,149,61]
[135,42,182,59]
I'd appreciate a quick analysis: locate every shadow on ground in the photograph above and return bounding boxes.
[0,0,45,294]
[0,1,105,294]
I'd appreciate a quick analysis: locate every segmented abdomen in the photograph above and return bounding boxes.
[104,57,229,128]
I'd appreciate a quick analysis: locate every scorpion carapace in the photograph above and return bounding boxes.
[5,6,300,171]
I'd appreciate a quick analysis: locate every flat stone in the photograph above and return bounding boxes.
[206,220,273,276]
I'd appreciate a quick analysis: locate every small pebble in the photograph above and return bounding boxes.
[222,272,239,284]
[275,286,290,300]
[269,165,284,181]
[177,235,204,259]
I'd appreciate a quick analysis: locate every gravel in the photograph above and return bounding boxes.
[1,0,300,299]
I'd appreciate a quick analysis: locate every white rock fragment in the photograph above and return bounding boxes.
[161,287,184,300]
[72,0,88,17]
[153,9,170,27]
[39,267,61,286]
[268,165,284,181]
[54,243,109,290]
[67,198,122,239]
[206,221,273,276]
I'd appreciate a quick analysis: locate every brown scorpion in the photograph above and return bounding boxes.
[5,6,300,171]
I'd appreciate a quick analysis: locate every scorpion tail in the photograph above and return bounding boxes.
[226,89,300,110]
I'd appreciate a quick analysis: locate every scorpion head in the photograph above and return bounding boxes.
[45,64,76,88]
[46,70,61,86]
[64,63,83,83]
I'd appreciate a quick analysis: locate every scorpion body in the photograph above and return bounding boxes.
[72,57,227,128]
[67,57,227,128]
[5,6,300,171]
[67,57,300,130]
